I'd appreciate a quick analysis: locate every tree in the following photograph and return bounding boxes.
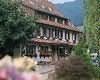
[71,0,100,79]
[73,0,100,79]
[0,0,37,56]
[84,0,100,54]
[84,0,100,66]
[73,39,92,65]
[73,35,100,79]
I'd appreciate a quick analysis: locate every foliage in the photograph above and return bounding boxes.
[0,0,37,55]
[84,0,100,53]
[73,33,92,65]
[73,35,100,79]
[55,56,92,80]
[73,0,100,79]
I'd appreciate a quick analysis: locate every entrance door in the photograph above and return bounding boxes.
[58,47,65,58]
[59,47,65,57]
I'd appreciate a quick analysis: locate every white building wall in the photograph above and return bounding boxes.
[55,18,57,23]
[40,27,43,36]
[47,28,49,38]
[63,20,65,24]
[76,34,79,43]
[69,32,73,43]
[62,30,66,41]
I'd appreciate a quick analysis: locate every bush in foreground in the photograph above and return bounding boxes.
[55,56,92,80]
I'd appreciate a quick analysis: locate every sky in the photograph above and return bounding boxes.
[49,0,76,3]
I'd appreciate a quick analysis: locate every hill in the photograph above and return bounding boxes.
[56,0,83,26]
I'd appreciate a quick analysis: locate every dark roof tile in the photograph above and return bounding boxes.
[22,0,64,17]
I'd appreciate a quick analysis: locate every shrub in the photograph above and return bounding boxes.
[55,56,92,80]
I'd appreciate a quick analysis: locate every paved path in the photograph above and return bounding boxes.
[36,65,55,80]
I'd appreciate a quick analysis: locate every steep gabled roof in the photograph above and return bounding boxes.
[22,0,64,18]
[22,0,81,32]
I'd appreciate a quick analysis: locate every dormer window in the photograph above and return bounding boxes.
[42,5,45,9]
[48,7,52,12]
[30,0,34,5]
[64,19,68,25]
[35,11,48,20]
[58,18,63,24]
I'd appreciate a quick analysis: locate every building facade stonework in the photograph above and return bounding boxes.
[16,0,81,62]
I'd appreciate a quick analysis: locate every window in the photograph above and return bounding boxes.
[43,27,47,37]
[37,26,41,36]
[48,28,51,38]
[52,28,56,39]
[55,29,57,38]
[49,16,55,22]
[72,33,77,40]
[49,28,54,38]
[49,28,51,38]
[72,33,74,40]
[58,30,60,39]
[71,33,77,43]
[48,7,53,12]
[42,14,48,20]
[40,46,44,56]
[51,28,53,38]
[33,46,36,56]
[59,30,63,40]
[58,18,63,24]
[30,0,34,5]
[64,19,68,25]
[35,12,42,19]
[40,46,49,57]
[46,28,49,38]
[68,32,70,40]
[25,45,36,57]
[75,34,77,40]
[65,31,68,40]
[35,11,49,20]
